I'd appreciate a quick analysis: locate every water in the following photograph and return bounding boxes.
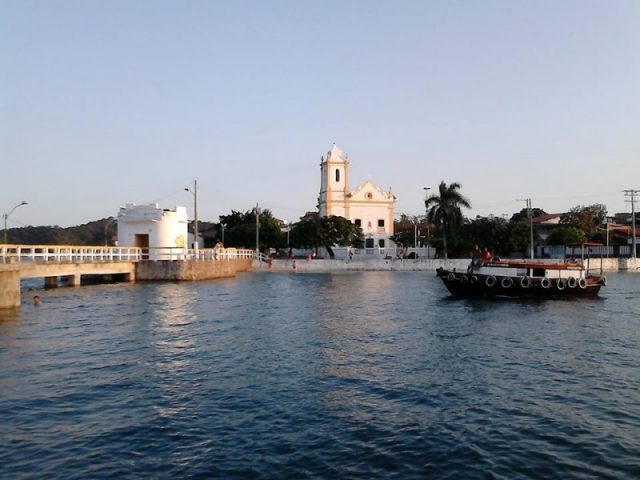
[1,272,639,479]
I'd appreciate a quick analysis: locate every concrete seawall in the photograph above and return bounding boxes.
[137,258,253,281]
[254,257,640,273]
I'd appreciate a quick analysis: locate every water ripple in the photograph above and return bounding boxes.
[1,273,640,478]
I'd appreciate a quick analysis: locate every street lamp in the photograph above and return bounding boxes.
[284,220,290,247]
[424,187,431,257]
[3,201,28,244]
[184,180,199,252]
[221,223,226,244]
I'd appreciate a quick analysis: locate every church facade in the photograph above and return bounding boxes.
[318,144,396,252]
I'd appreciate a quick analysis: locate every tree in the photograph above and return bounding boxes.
[547,226,587,245]
[509,207,546,224]
[560,204,607,240]
[425,181,471,259]
[390,214,430,248]
[290,214,363,258]
[218,208,284,250]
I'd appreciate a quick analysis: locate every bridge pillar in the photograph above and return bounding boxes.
[44,276,58,289]
[62,274,81,286]
[0,269,21,309]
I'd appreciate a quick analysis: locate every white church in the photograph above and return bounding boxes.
[318,144,396,256]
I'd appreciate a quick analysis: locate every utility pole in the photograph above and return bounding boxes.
[185,180,199,253]
[517,198,534,259]
[423,187,431,258]
[255,203,260,258]
[623,189,639,258]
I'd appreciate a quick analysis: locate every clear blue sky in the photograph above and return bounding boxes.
[2,0,639,227]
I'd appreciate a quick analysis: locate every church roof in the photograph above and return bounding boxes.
[326,143,348,161]
[349,181,394,201]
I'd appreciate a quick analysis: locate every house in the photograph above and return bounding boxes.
[317,144,395,255]
[117,203,189,260]
[531,213,562,242]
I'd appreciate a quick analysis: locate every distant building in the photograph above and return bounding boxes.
[531,213,562,242]
[117,203,188,260]
[318,144,395,253]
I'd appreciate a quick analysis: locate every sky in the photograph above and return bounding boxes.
[1,0,639,228]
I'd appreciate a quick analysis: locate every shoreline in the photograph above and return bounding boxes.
[253,257,640,273]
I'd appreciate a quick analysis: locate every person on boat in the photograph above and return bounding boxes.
[472,245,482,267]
[483,248,493,262]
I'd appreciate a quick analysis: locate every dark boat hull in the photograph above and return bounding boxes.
[436,268,603,298]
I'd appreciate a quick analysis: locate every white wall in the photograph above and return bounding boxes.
[117,203,188,260]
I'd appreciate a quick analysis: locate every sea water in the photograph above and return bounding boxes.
[1,272,639,479]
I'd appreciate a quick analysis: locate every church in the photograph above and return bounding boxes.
[318,144,396,254]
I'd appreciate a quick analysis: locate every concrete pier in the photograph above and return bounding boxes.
[0,269,21,309]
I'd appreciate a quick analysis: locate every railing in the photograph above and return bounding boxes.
[141,247,255,261]
[1,245,142,263]
[1,245,257,264]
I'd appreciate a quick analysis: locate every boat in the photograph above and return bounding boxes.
[436,242,607,298]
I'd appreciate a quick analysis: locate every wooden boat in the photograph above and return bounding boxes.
[436,242,607,298]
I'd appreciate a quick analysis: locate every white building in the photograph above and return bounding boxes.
[117,203,188,260]
[318,144,396,254]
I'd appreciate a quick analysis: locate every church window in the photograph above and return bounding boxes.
[378,239,385,248]
[354,219,361,227]
[378,219,385,227]
[365,238,374,248]
[366,192,373,200]
[335,169,340,182]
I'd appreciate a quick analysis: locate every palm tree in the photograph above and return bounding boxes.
[425,181,471,259]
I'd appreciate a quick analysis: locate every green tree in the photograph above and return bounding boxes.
[547,226,587,245]
[560,204,607,240]
[390,214,430,248]
[509,207,546,224]
[290,214,363,258]
[425,181,471,259]
[218,208,284,251]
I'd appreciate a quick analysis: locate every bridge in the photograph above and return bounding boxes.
[0,244,256,309]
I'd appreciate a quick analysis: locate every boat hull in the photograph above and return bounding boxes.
[436,268,603,298]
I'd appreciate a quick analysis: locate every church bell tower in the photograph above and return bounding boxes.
[318,144,350,218]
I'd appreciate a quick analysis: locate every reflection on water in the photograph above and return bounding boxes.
[1,272,639,479]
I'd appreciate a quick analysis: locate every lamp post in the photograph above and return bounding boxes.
[185,180,198,253]
[423,187,431,258]
[255,203,260,258]
[3,201,28,244]
[221,223,226,244]
[284,220,290,247]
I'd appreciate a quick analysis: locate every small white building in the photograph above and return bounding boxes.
[318,144,396,255]
[117,203,188,260]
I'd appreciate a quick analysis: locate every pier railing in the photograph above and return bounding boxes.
[1,245,257,264]
[1,245,142,263]
[142,247,256,261]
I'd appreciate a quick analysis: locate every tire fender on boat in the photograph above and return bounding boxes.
[486,276,496,287]
[556,278,566,291]
[540,277,551,289]
[447,272,456,281]
[501,277,513,288]
[578,278,587,289]
[601,276,607,286]
[519,276,531,288]
[567,276,577,288]
[470,275,478,284]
